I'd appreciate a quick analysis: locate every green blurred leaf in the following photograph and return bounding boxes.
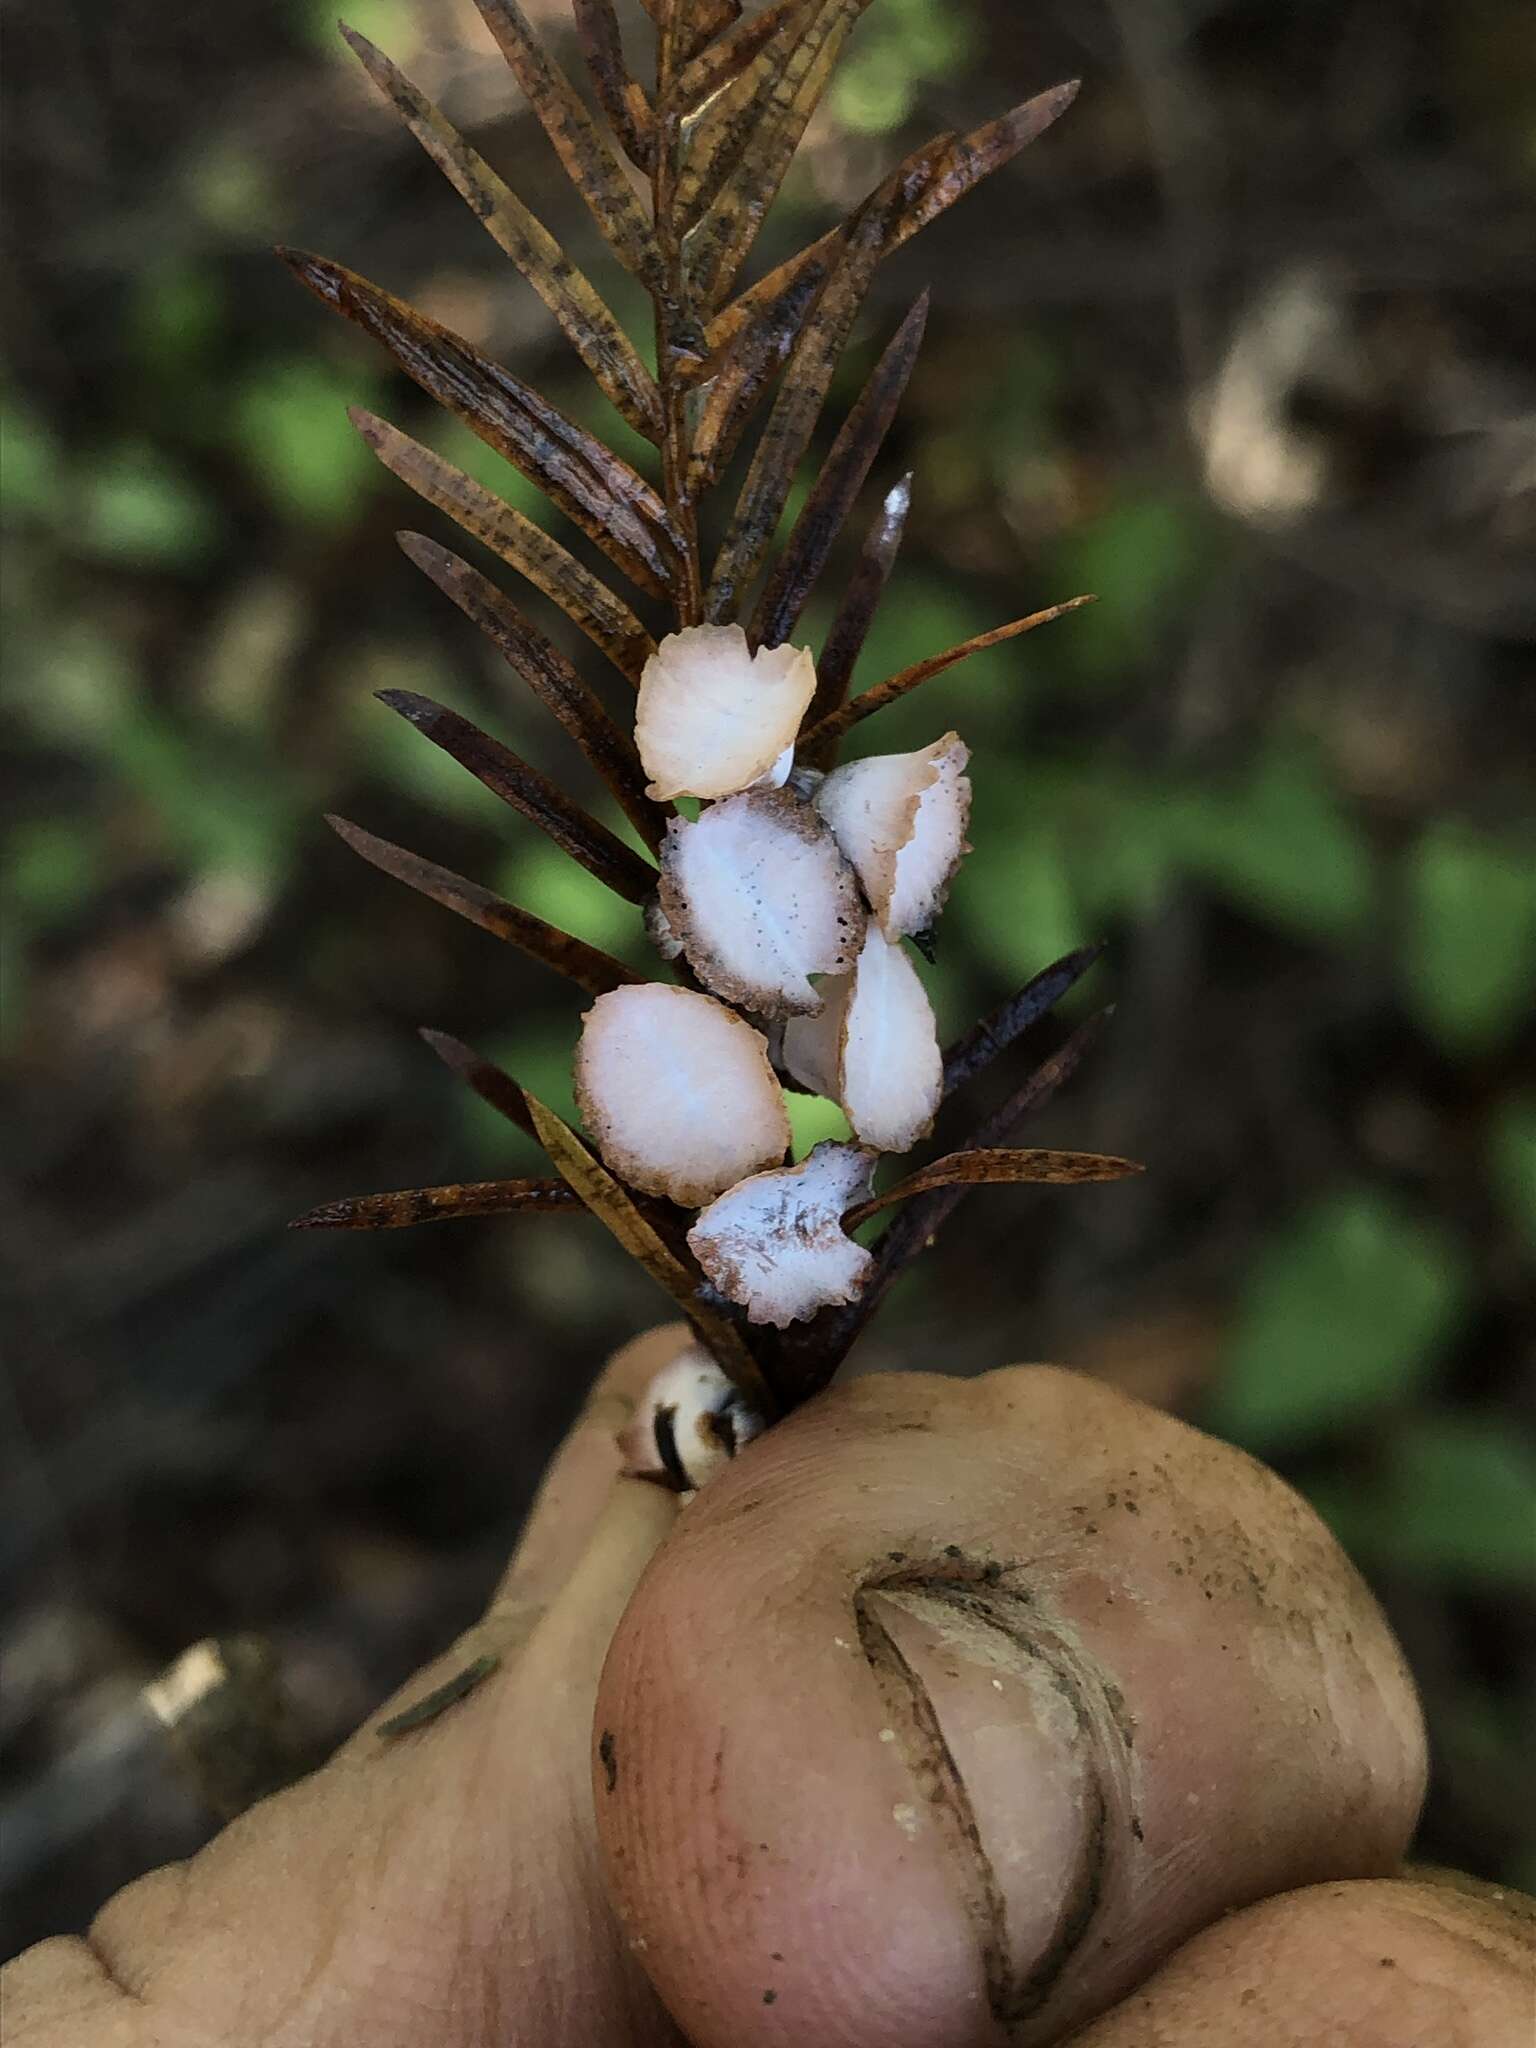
[1209,1188,1470,1451]
[1380,1418,1536,1587]
[951,810,1087,985]
[497,839,644,961]
[831,0,975,134]
[79,447,221,566]
[1489,1091,1536,1242]
[785,1090,853,1158]
[1057,491,1210,681]
[127,263,225,376]
[238,360,381,524]
[1169,743,1375,943]
[0,401,63,518]
[5,819,101,924]
[1402,822,1536,1056]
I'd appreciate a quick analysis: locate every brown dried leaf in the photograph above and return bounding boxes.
[471,0,666,291]
[375,690,657,902]
[685,236,841,493]
[326,815,642,996]
[750,290,926,651]
[798,595,1095,749]
[666,0,802,114]
[418,1028,537,1142]
[278,250,680,599]
[350,409,654,684]
[658,0,746,71]
[706,80,1080,356]
[290,1179,580,1230]
[571,0,654,168]
[683,0,872,309]
[704,192,893,622]
[942,942,1105,1098]
[843,1146,1144,1229]
[340,27,661,439]
[398,534,665,854]
[522,1088,775,1411]
[799,472,910,769]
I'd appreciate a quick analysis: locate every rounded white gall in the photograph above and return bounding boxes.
[688,1141,878,1328]
[815,732,971,938]
[574,984,791,1206]
[658,788,864,1017]
[837,925,943,1153]
[635,624,817,801]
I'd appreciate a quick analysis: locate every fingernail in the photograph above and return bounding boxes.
[855,1561,1137,2034]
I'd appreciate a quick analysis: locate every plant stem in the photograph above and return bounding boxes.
[653,8,705,629]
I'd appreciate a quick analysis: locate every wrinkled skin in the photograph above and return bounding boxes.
[7,1327,1532,2046]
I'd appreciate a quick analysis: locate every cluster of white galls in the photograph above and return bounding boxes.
[574,622,971,1334]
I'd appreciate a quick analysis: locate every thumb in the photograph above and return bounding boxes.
[592,1364,1425,2048]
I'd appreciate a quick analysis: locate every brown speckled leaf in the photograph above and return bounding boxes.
[666,0,802,114]
[341,26,660,439]
[750,291,926,651]
[278,250,680,600]
[685,236,841,493]
[471,0,666,292]
[800,472,910,769]
[291,1179,580,1230]
[683,0,871,309]
[399,533,665,854]
[706,81,1080,357]
[375,690,657,902]
[799,596,1095,748]
[326,815,642,996]
[350,409,654,684]
[522,1089,775,1412]
[842,1146,1144,1230]
[942,942,1105,1098]
[571,0,654,168]
[704,191,893,623]
[418,1028,538,1142]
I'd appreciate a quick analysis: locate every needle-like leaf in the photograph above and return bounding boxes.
[418,1028,538,1142]
[375,690,658,902]
[750,291,926,650]
[798,596,1095,748]
[799,472,910,768]
[571,0,654,168]
[706,81,1080,357]
[942,942,1105,1098]
[341,26,661,440]
[327,815,642,996]
[471,0,667,292]
[291,1179,581,1229]
[685,235,841,493]
[705,191,893,622]
[399,533,665,854]
[522,1089,775,1412]
[843,1146,1143,1229]
[350,409,654,684]
[665,0,802,115]
[683,0,872,309]
[279,250,680,599]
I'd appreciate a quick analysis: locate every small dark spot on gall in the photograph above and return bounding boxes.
[771,1952,784,1962]
[1379,1956,1395,1968]
[763,1989,777,2004]
[1130,1816,1144,1842]
[981,1560,1003,1584]
[598,1730,617,1793]
[944,1543,963,1559]
[1084,1523,1099,1535]
[888,1550,907,1562]
[1124,1499,1139,1514]
[1106,1492,1118,1507]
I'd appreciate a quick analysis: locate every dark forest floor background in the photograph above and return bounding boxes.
[3,0,1533,1954]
